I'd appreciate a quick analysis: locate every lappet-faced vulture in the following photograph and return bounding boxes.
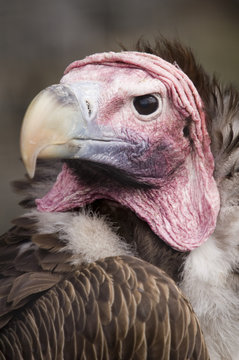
[1,39,239,360]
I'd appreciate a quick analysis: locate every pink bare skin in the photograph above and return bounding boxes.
[35,51,220,251]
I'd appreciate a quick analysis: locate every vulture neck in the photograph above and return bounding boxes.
[36,152,219,252]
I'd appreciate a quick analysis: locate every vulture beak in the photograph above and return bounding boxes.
[20,83,99,178]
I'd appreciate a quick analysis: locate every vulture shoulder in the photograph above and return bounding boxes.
[0,249,209,360]
[0,194,208,359]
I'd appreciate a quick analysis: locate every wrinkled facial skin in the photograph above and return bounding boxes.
[22,52,220,251]
[61,65,191,186]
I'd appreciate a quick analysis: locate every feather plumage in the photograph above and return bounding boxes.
[0,255,209,360]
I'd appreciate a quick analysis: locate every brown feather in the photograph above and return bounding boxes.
[0,256,209,359]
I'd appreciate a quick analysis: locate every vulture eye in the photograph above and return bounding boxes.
[133,94,159,116]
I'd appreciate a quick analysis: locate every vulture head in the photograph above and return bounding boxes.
[20,47,220,252]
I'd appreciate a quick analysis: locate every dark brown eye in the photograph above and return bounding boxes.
[133,94,159,115]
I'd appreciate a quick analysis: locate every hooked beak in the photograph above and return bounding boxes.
[20,83,98,178]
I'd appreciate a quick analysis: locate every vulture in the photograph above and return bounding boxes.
[0,38,239,360]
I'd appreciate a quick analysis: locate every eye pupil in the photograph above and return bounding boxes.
[133,94,159,115]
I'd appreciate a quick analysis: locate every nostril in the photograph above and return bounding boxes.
[85,100,92,116]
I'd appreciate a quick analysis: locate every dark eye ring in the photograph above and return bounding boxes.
[133,94,159,116]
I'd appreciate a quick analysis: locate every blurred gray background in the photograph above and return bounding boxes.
[0,0,239,234]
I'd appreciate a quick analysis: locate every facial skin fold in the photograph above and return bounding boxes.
[21,51,220,251]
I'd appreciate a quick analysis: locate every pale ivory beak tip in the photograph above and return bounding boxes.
[26,164,36,179]
[21,152,36,179]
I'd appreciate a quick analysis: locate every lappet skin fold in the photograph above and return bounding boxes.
[35,51,220,251]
